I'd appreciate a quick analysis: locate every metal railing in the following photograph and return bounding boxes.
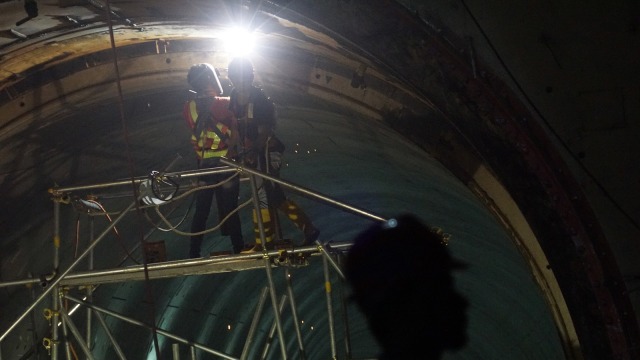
[0,158,386,359]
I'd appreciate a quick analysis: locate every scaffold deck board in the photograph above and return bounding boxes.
[59,252,300,287]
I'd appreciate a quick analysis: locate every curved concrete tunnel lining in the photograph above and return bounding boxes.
[31,103,566,359]
[0,32,425,131]
[1,1,636,359]
[278,106,567,359]
[0,60,568,356]
[468,166,579,353]
[1,23,564,360]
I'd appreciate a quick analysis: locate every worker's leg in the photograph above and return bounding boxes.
[190,185,214,258]
[277,198,320,244]
[216,174,245,254]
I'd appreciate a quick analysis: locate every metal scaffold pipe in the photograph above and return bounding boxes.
[221,158,379,280]
[316,241,346,280]
[0,157,377,357]
[86,217,95,352]
[58,298,95,360]
[52,201,61,359]
[172,343,180,360]
[94,310,127,360]
[0,244,355,290]
[51,167,236,193]
[241,287,270,360]
[65,295,237,360]
[260,295,288,360]
[338,254,353,358]
[0,200,136,343]
[323,255,338,359]
[285,268,307,359]
[51,286,61,359]
[248,174,288,359]
[220,158,386,222]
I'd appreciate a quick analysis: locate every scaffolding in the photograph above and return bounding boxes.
[0,158,386,359]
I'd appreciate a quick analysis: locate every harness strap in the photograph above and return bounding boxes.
[194,97,229,142]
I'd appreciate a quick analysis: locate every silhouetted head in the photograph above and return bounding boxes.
[345,214,469,359]
[227,57,256,105]
[227,57,255,88]
[187,63,223,95]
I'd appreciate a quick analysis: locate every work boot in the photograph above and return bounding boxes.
[240,241,274,254]
[233,244,245,254]
[277,199,319,245]
[252,207,274,243]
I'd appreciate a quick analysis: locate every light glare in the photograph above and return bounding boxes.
[224,27,255,56]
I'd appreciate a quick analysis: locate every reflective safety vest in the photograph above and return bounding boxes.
[183,98,234,159]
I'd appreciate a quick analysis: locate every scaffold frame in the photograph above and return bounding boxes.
[0,159,386,359]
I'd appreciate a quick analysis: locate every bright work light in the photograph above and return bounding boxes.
[223,26,255,56]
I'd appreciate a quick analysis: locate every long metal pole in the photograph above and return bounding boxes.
[221,159,386,222]
[285,268,307,360]
[65,295,238,360]
[59,294,73,360]
[62,253,267,286]
[58,302,95,360]
[54,200,61,274]
[240,287,269,360]
[315,241,346,280]
[223,158,376,279]
[247,174,269,258]
[337,255,353,359]
[52,167,236,193]
[248,174,288,360]
[172,343,180,360]
[260,295,288,360]
[323,255,338,359]
[93,310,127,360]
[26,273,42,360]
[0,200,136,343]
[86,216,95,352]
[52,201,61,360]
[0,243,355,289]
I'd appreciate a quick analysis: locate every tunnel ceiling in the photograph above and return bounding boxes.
[1,1,640,359]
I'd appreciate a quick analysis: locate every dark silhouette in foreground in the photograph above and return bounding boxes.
[345,214,469,359]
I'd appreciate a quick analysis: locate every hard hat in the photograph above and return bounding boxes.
[187,63,223,94]
[227,57,254,84]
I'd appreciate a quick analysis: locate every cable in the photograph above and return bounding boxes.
[104,0,161,356]
[142,190,194,232]
[85,200,140,265]
[152,174,252,236]
[149,171,179,203]
[459,0,640,232]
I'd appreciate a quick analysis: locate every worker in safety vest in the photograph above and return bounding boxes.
[227,57,319,253]
[183,63,245,257]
